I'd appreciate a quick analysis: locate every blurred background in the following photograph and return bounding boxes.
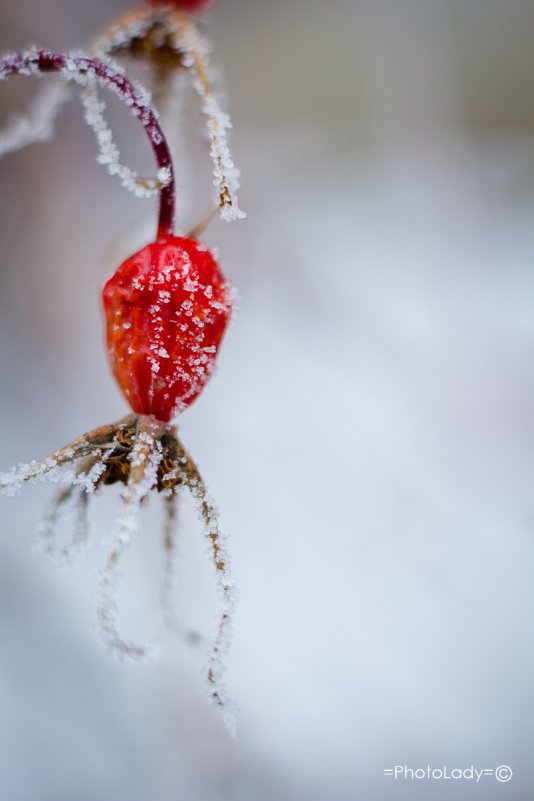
[1,0,534,799]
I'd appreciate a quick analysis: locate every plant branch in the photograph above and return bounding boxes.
[0,49,176,239]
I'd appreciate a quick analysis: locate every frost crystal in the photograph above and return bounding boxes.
[171,15,246,222]
[1,413,238,734]
[38,482,91,569]
[80,82,169,198]
[0,26,241,735]
[97,422,163,662]
[161,452,238,735]
[0,48,173,210]
[37,452,111,568]
[91,8,245,220]
[1,10,245,222]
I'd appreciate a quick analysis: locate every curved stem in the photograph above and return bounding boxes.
[170,12,245,222]
[0,49,175,239]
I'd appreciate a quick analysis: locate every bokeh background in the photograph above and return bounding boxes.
[1,0,534,799]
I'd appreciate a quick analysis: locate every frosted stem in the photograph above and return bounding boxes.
[0,419,139,498]
[162,436,237,735]
[0,433,108,497]
[89,10,182,205]
[39,484,91,567]
[80,82,171,199]
[96,418,163,662]
[0,49,176,239]
[91,9,159,59]
[170,12,245,222]
[38,454,105,567]
[39,483,76,558]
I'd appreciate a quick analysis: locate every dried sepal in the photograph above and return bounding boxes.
[0,11,244,221]
[37,455,99,568]
[161,434,237,735]
[169,10,245,222]
[1,411,237,733]
[97,417,163,662]
[0,423,118,497]
[92,7,244,220]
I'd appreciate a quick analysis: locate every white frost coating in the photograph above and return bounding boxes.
[0,455,79,497]
[92,10,158,60]
[161,455,238,736]
[171,16,246,223]
[73,453,110,494]
[1,10,245,212]
[1,50,169,188]
[0,80,70,159]
[0,428,112,497]
[96,425,163,663]
[36,449,113,567]
[38,480,93,569]
[191,477,238,736]
[0,409,237,732]
[0,460,59,497]
[80,81,170,198]
[0,31,161,197]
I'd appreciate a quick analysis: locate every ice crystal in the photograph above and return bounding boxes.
[161,456,237,734]
[92,10,157,58]
[38,482,91,569]
[0,8,245,222]
[36,452,110,568]
[0,18,242,735]
[97,423,163,662]
[170,13,245,222]
[80,81,170,198]
[0,415,237,733]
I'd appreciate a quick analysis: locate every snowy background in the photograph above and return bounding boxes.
[1,0,534,799]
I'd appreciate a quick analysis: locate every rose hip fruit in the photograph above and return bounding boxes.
[102,236,233,422]
[145,0,216,12]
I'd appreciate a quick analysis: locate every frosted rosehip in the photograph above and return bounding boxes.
[145,0,216,11]
[102,236,233,422]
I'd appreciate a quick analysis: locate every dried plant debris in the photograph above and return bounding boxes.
[0,8,244,219]
[0,414,237,733]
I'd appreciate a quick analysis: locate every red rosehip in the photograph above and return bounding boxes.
[145,0,216,11]
[102,236,233,422]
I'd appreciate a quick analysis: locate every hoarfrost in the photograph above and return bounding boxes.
[38,481,93,569]
[161,446,238,736]
[92,11,156,61]
[37,451,110,567]
[96,422,163,663]
[0,432,101,497]
[171,15,246,222]
[80,81,169,198]
[0,49,172,202]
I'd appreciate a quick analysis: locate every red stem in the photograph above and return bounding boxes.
[0,50,175,239]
